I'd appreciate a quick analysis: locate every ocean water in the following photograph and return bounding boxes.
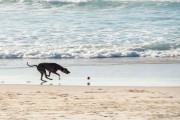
[0,0,180,59]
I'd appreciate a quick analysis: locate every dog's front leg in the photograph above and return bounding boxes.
[44,70,53,80]
[48,71,51,77]
[52,72,60,80]
[45,75,53,80]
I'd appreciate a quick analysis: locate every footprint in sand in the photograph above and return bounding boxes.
[127,89,150,93]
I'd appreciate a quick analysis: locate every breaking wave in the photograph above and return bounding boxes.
[0,43,180,59]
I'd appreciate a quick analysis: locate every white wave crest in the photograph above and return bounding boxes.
[0,45,180,59]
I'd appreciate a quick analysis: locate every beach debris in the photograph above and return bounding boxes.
[87,82,90,86]
[26,81,31,83]
[87,76,91,86]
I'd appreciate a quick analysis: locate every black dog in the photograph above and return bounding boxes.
[27,62,70,82]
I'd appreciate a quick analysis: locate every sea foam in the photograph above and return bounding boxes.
[0,45,180,59]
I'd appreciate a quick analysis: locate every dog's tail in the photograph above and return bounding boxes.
[27,62,37,67]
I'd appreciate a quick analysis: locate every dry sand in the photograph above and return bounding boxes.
[0,85,180,120]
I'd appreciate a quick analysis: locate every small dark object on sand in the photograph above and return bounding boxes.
[87,82,90,86]
[87,76,90,80]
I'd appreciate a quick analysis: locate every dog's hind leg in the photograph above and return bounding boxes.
[40,72,46,82]
[37,68,47,82]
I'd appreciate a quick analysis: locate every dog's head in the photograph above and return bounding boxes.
[62,68,70,74]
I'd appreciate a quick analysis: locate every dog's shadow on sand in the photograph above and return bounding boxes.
[40,81,61,86]
[40,81,47,85]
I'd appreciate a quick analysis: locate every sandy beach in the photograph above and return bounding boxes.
[0,85,179,120]
[1,0,180,119]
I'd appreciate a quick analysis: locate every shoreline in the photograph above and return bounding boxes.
[0,58,180,86]
[0,84,180,120]
[1,57,180,64]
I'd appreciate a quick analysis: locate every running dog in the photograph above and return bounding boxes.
[27,62,70,82]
